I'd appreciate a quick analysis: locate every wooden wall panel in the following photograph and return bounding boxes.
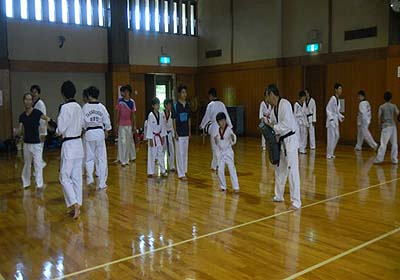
[131,73,146,129]
[0,70,12,140]
[326,59,387,143]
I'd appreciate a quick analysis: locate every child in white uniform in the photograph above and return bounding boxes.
[146,98,167,177]
[214,112,239,192]
[259,90,272,150]
[293,91,308,154]
[163,99,175,171]
[82,86,112,190]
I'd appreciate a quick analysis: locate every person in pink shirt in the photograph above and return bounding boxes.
[116,85,136,166]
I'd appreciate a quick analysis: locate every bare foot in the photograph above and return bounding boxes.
[233,190,240,194]
[179,176,187,181]
[288,205,300,211]
[73,204,81,219]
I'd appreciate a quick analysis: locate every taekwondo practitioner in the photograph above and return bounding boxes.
[173,85,191,180]
[265,84,301,210]
[31,85,47,166]
[147,97,167,177]
[57,81,84,219]
[304,88,316,149]
[116,85,136,166]
[259,90,272,150]
[200,88,232,171]
[18,93,50,190]
[354,90,378,151]
[82,86,112,190]
[326,83,345,159]
[374,91,399,164]
[214,112,240,193]
[163,99,176,171]
[293,90,308,154]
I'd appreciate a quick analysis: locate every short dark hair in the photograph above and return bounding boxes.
[384,91,392,102]
[208,88,217,97]
[266,84,279,96]
[304,88,310,92]
[30,85,41,94]
[23,92,33,101]
[86,86,100,99]
[82,89,89,99]
[61,80,76,99]
[358,90,366,97]
[216,112,226,122]
[151,97,160,106]
[299,90,306,98]
[120,85,132,93]
[178,85,187,94]
[334,83,343,90]
[164,98,173,107]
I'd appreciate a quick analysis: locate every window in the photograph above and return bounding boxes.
[135,0,140,30]
[61,0,68,23]
[127,0,131,29]
[190,4,195,35]
[181,3,186,34]
[35,0,42,20]
[74,0,81,24]
[21,0,28,19]
[145,0,150,31]
[86,0,93,25]
[5,0,13,17]
[173,1,177,34]
[98,0,104,26]
[154,0,159,32]
[48,0,55,22]
[163,0,168,32]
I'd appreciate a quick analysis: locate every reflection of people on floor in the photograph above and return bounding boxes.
[355,153,375,201]
[325,160,341,221]
[375,165,397,204]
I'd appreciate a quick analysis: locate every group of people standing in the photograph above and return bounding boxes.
[16,79,400,219]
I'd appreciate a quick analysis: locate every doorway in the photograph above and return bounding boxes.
[145,74,175,115]
[304,65,327,141]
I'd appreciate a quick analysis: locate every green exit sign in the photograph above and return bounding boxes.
[306,43,320,53]
[159,56,171,65]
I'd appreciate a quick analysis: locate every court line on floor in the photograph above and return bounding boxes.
[52,177,400,280]
[283,226,400,280]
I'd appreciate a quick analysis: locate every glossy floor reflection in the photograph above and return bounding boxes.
[0,137,399,279]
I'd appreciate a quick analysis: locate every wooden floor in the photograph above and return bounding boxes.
[0,136,399,280]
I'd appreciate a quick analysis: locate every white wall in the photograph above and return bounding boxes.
[197,0,232,66]
[7,20,108,63]
[233,0,282,62]
[282,0,329,57]
[129,32,198,67]
[10,72,106,127]
[332,0,389,52]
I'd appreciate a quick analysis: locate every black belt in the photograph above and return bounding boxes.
[307,114,313,117]
[86,126,103,131]
[279,131,295,157]
[62,136,81,143]
[279,131,295,143]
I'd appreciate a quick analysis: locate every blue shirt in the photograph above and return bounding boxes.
[172,101,191,137]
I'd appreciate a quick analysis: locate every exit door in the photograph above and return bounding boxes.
[145,74,174,114]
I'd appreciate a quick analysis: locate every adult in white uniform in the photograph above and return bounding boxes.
[18,93,50,189]
[374,91,399,164]
[355,90,378,151]
[31,85,47,166]
[304,88,316,149]
[200,88,232,171]
[82,86,112,190]
[163,99,175,171]
[57,81,84,219]
[326,83,344,159]
[293,91,308,154]
[146,98,167,177]
[259,90,272,150]
[265,84,301,209]
[213,112,239,192]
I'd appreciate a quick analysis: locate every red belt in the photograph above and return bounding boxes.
[153,132,164,146]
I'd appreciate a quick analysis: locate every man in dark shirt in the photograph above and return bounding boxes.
[19,93,49,189]
[173,85,191,180]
